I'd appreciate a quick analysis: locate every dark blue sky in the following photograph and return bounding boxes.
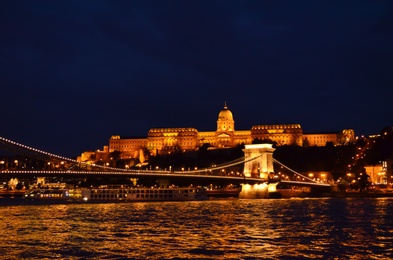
[1,1,392,157]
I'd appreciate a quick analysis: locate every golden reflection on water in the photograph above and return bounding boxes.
[1,198,393,259]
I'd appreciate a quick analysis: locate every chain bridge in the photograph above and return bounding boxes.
[0,136,331,198]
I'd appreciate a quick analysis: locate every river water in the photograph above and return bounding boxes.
[0,197,392,259]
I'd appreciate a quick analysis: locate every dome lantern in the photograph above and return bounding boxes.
[217,102,235,132]
[218,102,233,121]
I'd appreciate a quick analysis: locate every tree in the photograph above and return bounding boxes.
[337,178,349,192]
[109,150,121,167]
[15,183,23,190]
[253,138,277,147]
[358,173,371,192]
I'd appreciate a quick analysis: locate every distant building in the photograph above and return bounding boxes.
[365,164,385,184]
[109,104,355,155]
[78,104,355,161]
[303,129,354,147]
[365,159,393,186]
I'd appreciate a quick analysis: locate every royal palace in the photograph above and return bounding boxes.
[79,104,354,162]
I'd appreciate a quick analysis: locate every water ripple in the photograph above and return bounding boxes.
[1,198,393,259]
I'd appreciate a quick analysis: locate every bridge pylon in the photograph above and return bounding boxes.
[243,143,275,179]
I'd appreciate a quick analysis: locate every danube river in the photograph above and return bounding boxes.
[1,197,392,259]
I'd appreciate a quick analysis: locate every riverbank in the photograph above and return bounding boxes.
[331,191,393,198]
[0,189,25,197]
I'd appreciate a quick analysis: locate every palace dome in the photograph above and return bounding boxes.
[218,104,233,121]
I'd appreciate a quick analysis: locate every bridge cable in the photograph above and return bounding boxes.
[273,158,316,183]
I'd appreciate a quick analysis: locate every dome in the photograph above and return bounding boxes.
[218,104,233,121]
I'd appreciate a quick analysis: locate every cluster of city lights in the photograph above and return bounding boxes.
[0,136,330,187]
[0,169,261,181]
[0,136,260,178]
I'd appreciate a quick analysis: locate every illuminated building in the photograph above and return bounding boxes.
[101,103,355,157]
[365,164,385,184]
[251,124,303,146]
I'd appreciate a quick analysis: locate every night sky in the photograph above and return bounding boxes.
[1,1,392,157]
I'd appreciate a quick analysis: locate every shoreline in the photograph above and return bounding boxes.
[3,192,393,204]
[330,191,393,198]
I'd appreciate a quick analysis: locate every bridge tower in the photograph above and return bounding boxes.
[243,143,275,179]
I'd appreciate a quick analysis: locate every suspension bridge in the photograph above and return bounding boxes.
[0,136,332,198]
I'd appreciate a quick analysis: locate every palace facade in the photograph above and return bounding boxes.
[100,104,355,159]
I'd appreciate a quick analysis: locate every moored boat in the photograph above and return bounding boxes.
[268,181,332,198]
[81,186,208,202]
[25,189,70,199]
[206,187,241,198]
[24,186,208,202]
